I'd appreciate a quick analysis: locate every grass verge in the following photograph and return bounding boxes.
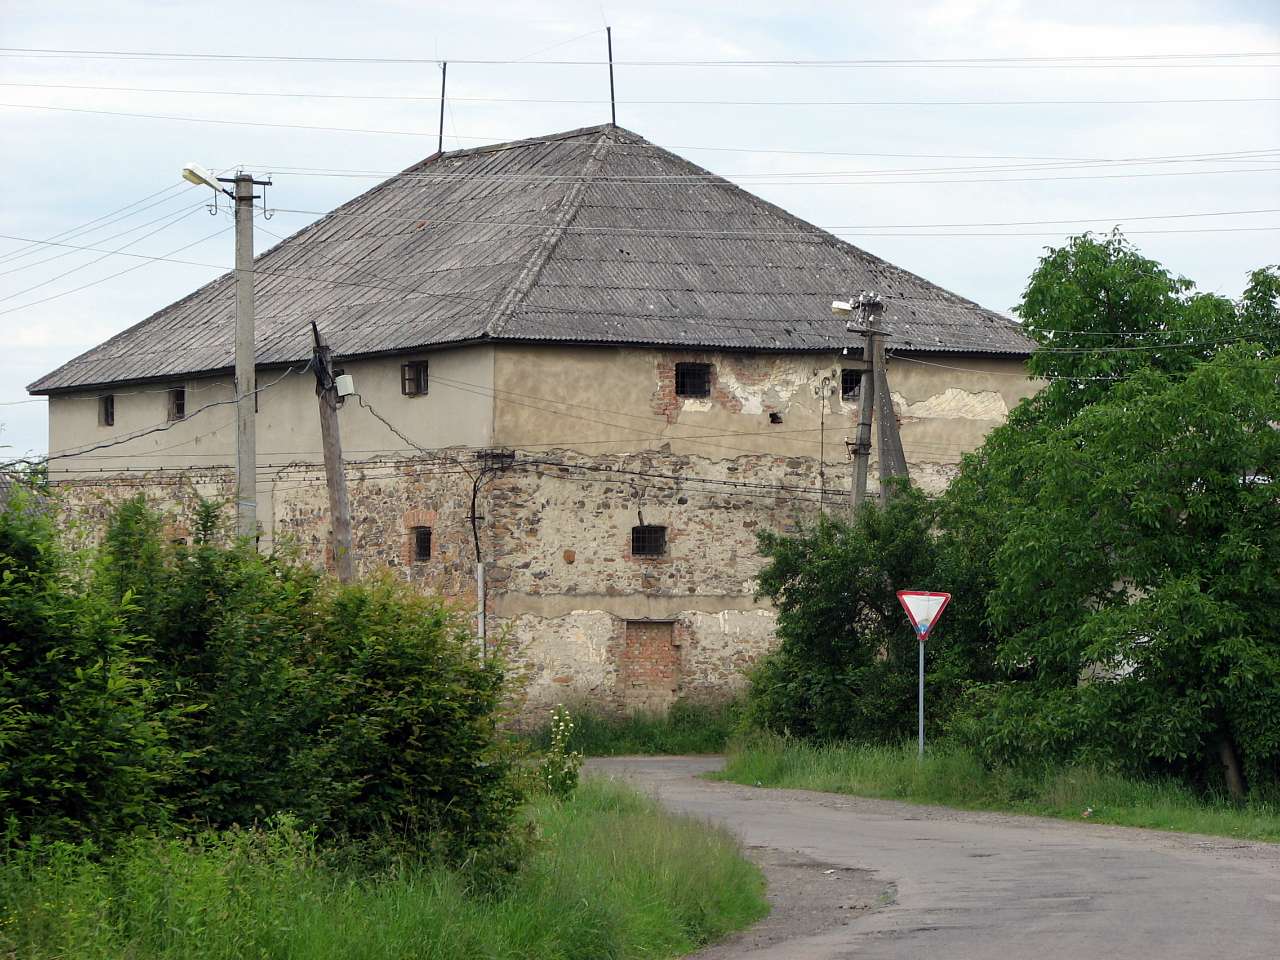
[526,700,739,756]
[0,778,767,960]
[716,734,1280,843]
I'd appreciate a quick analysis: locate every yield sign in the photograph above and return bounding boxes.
[897,591,951,641]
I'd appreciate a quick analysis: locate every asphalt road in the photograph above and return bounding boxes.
[588,756,1280,960]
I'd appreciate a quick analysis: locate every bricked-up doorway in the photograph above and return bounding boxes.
[619,620,680,713]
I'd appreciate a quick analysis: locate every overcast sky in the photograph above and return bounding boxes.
[2,0,1277,457]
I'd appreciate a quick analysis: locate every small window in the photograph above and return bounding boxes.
[98,394,115,427]
[631,524,667,557]
[401,361,429,397]
[411,526,432,562]
[674,362,711,398]
[841,369,863,402]
[167,387,186,421]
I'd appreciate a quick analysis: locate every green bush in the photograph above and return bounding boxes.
[743,486,987,743]
[3,494,520,853]
[0,492,178,842]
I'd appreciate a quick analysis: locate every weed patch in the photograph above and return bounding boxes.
[0,778,767,960]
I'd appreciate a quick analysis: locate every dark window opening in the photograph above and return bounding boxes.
[401,361,429,396]
[841,369,863,402]
[411,526,432,562]
[631,524,667,557]
[98,394,115,427]
[674,362,712,398]
[167,387,186,421]
[768,411,783,424]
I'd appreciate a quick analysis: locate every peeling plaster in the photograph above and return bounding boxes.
[892,387,1008,421]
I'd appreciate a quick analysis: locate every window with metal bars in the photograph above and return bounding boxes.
[674,362,712,398]
[167,387,185,421]
[411,526,432,562]
[98,394,114,427]
[841,369,863,402]
[401,361,429,396]
[631,524,667,557]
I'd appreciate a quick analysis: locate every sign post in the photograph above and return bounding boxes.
[896,591,952,759]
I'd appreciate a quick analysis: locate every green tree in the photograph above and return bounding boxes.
[1016,233,1276,424]
[973,348,1279,798]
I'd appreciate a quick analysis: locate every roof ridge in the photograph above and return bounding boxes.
[434,122,622,162]
[483,127,615,338]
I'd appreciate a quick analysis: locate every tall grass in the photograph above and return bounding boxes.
[718,735,1280,843]
[0,778,767,960]
[527,700,739,756]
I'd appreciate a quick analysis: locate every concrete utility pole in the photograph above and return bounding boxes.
[310,322,355,583]
[180,164,271,543]
[844,290,909,508]
[849,292,882,511]
[232,174,258,542]
[871,307,910,501]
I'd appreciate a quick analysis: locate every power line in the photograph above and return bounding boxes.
[4,80,1276,108]
[0,205,202,303]
[41,367,299,463]
[254,149,1280,181]
[1,46,1276,66]
[0,224,233,317]
[0,182,190,267]
[0,198,209,278]
[4,103,1278,188]
[261,203,1280,233]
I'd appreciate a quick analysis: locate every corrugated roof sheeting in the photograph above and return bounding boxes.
[30,125,1032,393]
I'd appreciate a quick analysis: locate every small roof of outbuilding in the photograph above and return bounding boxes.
[30,124,1033,394]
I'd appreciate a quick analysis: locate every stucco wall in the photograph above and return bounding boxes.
[46,342,1038,718]
[46,344,496,549]
[492,344,1035,494]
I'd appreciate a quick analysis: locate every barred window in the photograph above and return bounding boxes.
[674,362,712,398]
[631,524,667,557]
[98,394,115,427]
[167,387,186,421]
[401,361,429,396]
[411,526,432,562]
[841,369,863,402]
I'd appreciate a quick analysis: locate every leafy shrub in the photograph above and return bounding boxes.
[0,492,178,842]
[313,577,518,850]
[87,496,519,852]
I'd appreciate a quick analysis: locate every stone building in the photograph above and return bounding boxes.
[30,124,1037,715]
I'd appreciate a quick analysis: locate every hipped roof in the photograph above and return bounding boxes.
[30,123,1033,394]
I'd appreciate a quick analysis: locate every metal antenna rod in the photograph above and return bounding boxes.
[438,61,447,154]
[606,27,616,125]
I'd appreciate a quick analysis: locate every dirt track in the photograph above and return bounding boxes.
[587,756,1280,960]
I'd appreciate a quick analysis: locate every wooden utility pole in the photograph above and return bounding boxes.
[310,322,355,583]
[232,174,258,543]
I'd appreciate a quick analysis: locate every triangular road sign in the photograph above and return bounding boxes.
[897,591,951,641]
